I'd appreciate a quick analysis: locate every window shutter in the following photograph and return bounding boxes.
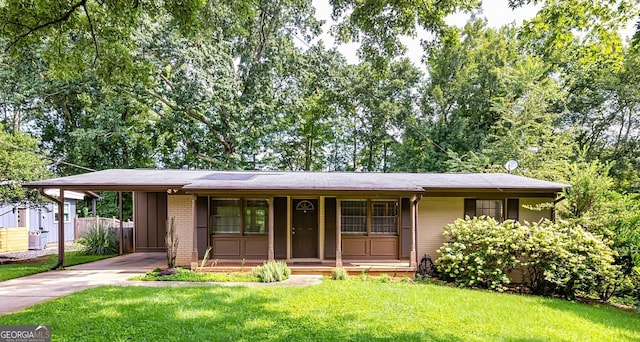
[464,199,476,218]
[507,198,519,221]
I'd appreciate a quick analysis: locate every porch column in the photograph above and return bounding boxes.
[335,199,342,267]
[118,191,123,255]
[57,189,65,266]
[410,195,420,268]
[191,195,198,262]
[268,197,275,261]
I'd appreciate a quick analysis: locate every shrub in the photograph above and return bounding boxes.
[522,220,620,299]
[251,260,291,283]
[77,225,118,255]
[437,217,620,299]
[437,216,523,291]
[332,267,349,280]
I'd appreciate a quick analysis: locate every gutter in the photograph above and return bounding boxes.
[39,188,65,270]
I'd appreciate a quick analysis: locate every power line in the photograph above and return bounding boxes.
[0,139,97,172]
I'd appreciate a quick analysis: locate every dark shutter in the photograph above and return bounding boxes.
[274,197,288,259]
[196,196,208,258]
[400,198,411,259]
[324,198,337,259]
[507,198,519,221]
[464,199,476,218]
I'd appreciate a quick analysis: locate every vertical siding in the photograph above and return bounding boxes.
[274,197,287,259]
[0,204,16,228]
[324,198,336,260]
[168,195,194,266]
[519,198,553,223]
[417,197,464,260]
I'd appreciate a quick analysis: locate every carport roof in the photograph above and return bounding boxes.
[24,169,569,193]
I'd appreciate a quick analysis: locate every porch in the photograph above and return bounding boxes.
[190,260,416,277]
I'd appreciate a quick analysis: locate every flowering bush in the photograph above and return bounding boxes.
[437,217,620,299]
[437,216,524,292]
[522,220,619,299]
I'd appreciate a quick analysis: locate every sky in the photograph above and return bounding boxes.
[309,0,635,67]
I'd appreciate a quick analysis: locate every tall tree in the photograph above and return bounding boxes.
[0,124,49,204]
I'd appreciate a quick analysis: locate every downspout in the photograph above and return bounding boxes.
[39,188,65,270]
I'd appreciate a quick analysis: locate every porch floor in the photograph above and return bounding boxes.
[193,260,416,277]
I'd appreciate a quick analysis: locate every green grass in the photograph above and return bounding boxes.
[0,252,115,282]
[0,279,638,341]
[130,267,259,282]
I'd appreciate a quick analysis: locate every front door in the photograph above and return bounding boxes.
[292,199,318,258]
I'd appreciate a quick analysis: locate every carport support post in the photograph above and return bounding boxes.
[268,198,274,261]
[58,189,65,266]
[335,199,342,267]
[119,191,123,255]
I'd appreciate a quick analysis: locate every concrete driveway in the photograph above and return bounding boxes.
[0,252,166,316]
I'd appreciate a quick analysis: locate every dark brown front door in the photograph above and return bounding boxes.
[292,199,318,258]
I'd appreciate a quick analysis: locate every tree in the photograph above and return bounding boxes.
[328,0,480,66]
[0,124,49,204]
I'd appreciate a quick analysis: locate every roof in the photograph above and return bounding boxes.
[24,169,569,194]
[43,189,101,200]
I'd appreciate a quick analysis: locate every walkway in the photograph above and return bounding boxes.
[0,253,322,316]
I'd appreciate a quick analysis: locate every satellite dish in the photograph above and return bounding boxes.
[504,160,518,173]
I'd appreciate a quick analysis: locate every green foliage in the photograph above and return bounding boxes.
[2,282,639,340]
[77,225,119,256]
[330,0,481,66]
[251,260,291,283]
[0,125,49,204]
[437,217,620,299]
[331,267,349,280]
[437,216,520,291]
[521,220,619,300]
[558,159,613,218]
[131,268,258,282]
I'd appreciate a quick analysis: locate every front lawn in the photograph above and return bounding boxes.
[0,252,115,282]
[0,280,638,341]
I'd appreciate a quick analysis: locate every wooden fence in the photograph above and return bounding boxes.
[75,217,134,241]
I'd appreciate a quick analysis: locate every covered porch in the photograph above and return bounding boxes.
[166,193,421,269]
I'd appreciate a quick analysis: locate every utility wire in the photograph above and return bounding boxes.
[0,138,97,172]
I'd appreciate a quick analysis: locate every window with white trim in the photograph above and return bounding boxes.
[53,203,71,223]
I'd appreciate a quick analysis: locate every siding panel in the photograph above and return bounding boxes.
[417,197,464,261]
[519,198,553,223]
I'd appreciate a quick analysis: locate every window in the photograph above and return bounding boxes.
[371,200,398,234]
[476,200,502,219]
[341,200,367,233]
[244,199,268,234]
[53,203,70,222]
[211,199,241,233]
[341,199,399,235]
[464,199,506,221]
[210,198,269,234]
